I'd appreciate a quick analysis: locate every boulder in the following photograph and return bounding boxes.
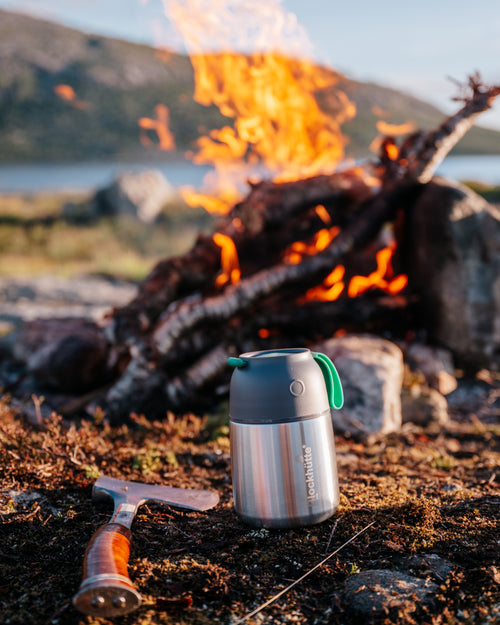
[316,334,404,437]
[93,169,178,223]
[404,177,500,370]
[405,343,457,395]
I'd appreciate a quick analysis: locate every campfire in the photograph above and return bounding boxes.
[97,61,500,421]
[6,2,500,425]
[3,6,500,625]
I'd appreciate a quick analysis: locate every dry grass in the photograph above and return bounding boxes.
[0,192,212,281]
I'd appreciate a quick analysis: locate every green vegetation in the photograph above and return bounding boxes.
[461,181,500,202]
[0,191,213,280]
[0,177,497,282]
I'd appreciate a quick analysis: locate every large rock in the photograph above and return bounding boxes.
[93,169,178,223]
[344,569,438,619]
[13,318,113,393]
[316,335,404,437]
[405,343,457,395]
[401,385,449,427]
[404,177,500,369]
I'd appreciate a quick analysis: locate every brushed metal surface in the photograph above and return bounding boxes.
[93,475,219,513]
[230,411,339,528]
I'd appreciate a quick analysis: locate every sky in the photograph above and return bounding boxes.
[1,0,500,129]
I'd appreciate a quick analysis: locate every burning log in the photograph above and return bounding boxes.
[109,168,374,344]
[112,75,500,347]
[8,76,500,423]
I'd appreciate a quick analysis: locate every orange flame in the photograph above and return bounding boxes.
[375,120,415,136]
[154,1,409,302]
[370,118,416,157]
[138,104,176,151]
[53,84,88,109]
[315,204,331,224]
[385,142,400,161]
[298,239,407,302]
[213,232,241,286]
[162,1,356,215]
[347,244,408,297]
[301,265,345,302]
[284,226,341,265]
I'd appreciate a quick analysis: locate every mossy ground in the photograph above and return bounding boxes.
[0,389,498,625]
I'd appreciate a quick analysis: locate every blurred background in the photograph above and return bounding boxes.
[0,0,499,317]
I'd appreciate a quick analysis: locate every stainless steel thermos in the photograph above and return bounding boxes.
[228,348,343,528]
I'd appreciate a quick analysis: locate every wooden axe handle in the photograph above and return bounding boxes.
[72,522,142,617]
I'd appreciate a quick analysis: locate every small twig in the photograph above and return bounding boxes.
[323,518,339,555]
[233,520,375,624]
[43,601,70,625]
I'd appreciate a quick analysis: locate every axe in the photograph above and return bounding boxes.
[73,475,219,617]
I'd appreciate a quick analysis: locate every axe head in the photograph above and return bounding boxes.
[93,475,219,512]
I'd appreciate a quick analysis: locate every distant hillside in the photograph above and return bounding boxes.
[1,9,499,164]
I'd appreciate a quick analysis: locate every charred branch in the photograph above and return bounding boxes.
[109,170,374,347]
[153,183,421,357]
[379,74,500,186]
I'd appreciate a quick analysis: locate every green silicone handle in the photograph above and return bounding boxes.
[228,357,248,368]
[312,352,344,410]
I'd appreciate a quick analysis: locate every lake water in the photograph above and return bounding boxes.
[0,160,213,193]
[0,154,499,193]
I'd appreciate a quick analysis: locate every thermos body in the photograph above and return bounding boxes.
[228,348,344,529]
[230,411,339,528]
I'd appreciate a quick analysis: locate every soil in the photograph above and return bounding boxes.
[0,373,499,625]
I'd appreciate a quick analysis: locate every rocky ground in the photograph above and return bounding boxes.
[0,276,499,625]
[0,274,137,328]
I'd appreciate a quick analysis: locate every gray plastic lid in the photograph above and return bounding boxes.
[228,348,336,424]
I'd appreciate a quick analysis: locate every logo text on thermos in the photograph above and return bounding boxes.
[302,445,318,504]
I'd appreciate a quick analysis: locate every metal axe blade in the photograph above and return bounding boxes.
[73,475,219,617]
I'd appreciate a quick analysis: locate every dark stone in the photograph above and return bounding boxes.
[403,177,500,370]
[344,568,438,618]
[14,318,112,393]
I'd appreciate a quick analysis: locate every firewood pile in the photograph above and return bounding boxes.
[3,75,500,424]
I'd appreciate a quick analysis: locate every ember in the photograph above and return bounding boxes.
[138,103,176,151]
[53,84,88,109]
[213,232,241,286]
[53,83,78,102]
